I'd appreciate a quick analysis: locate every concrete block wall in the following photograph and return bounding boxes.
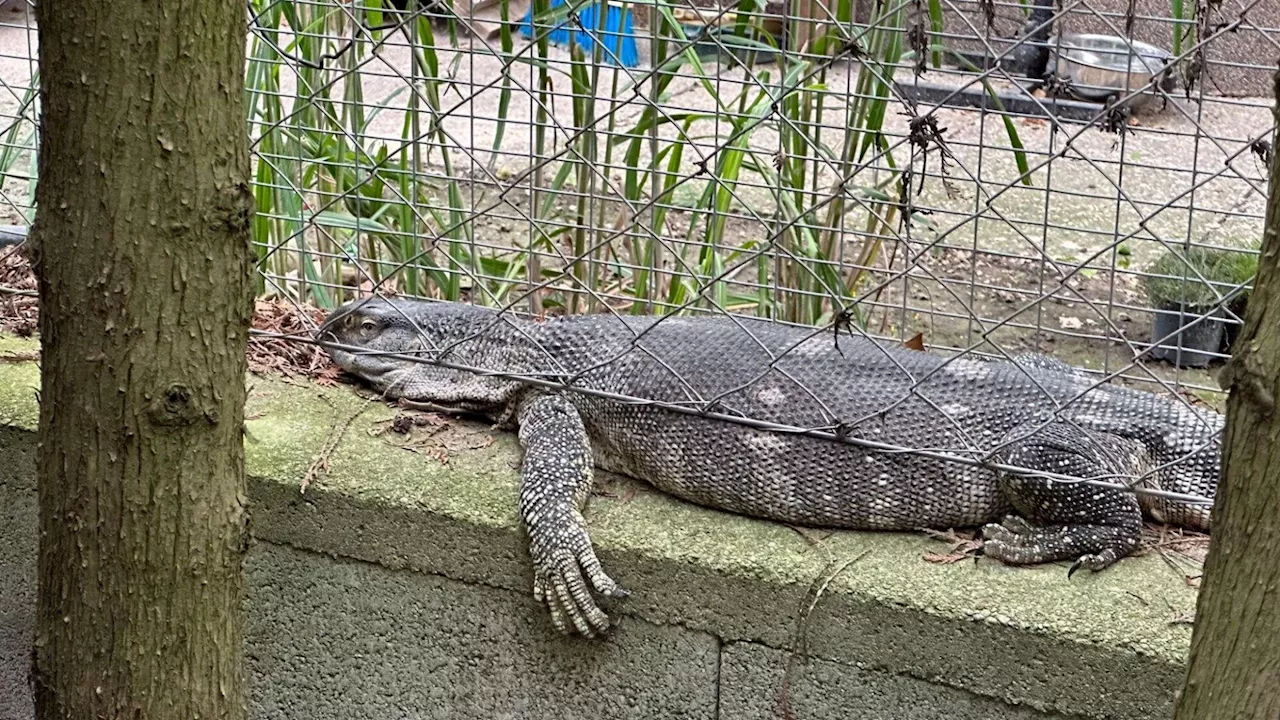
[0,339,1201,719]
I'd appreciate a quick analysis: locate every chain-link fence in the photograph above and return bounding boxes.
[237,0,1274,391]
[0,0,1274,513]
[0,1,35,233]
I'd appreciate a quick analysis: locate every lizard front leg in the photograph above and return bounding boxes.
[984,421,1146,576]
[517,392,628,636]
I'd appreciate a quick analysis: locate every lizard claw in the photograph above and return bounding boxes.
[1067,549,1118,579]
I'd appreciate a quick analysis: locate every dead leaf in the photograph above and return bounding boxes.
[903,332,925,351]
[924,551,971,564]
[921,527,982,563]
[921,527,966,543]
[247,298,332,381]
[359,275,397,295]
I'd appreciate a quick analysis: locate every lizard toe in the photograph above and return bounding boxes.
[999,515,1035,535]
[981,537,1009,562]
[1067,549,1119,578]
[560,578,611,636]
[982,518,1136,568]
[553,579,595,636]
[580,601,611,636]
[576,547,627,599]
[979,530,1045,565]
[542,548,612,636]
[981,522,1017,545]
[545,590,571,634]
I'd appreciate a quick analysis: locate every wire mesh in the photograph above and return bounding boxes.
[0,0,1276,509]
[0,1,36,231]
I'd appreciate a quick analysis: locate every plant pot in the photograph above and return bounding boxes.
[1221,296,1249,353]
[1149,304,1226,368]
[682,25,782,66]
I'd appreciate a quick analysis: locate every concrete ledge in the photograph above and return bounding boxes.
[0,338,1199,719]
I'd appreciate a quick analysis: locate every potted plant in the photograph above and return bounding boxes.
[1143,245,1255,368]
[1216,246,1259,352]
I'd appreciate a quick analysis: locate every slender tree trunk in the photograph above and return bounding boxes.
[1173,71,1280,720]
[29,1,253,718]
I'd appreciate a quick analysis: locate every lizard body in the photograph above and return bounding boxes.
[319,298,1221,636]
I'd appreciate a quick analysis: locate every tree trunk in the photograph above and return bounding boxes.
[29,0,254,718]
[1173,71,1280,720]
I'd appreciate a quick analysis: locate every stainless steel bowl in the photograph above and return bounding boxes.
[1048,33,1173,109]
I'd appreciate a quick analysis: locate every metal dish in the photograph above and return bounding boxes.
[1047,33,1173,108]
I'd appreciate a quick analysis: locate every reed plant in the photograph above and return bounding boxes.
[4,0,1034,331]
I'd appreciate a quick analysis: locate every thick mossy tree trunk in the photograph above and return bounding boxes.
[30,1,253,718]
[1173,72,1280,720]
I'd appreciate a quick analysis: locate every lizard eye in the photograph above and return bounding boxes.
[360,319,377,331]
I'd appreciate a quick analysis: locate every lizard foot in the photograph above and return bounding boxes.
[981,520,1134,572]
[989,421,1145,573]
[529,515,629,637]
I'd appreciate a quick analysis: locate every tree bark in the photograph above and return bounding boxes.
[30,1,253,718]
[1173,71,1280,720]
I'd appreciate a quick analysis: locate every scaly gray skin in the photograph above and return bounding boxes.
[318,297,1222,637]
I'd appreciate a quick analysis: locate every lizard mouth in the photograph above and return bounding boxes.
[315,325,354,367]
[395,396,501,418]
[315,324,400,390]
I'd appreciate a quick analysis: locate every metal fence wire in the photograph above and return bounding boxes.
[0,0,1277,507]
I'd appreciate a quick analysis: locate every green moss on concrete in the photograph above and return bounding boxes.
[584,478,1196,662]
[0,353,1199,718]
[0,337,39,431]
[244,377,522,528]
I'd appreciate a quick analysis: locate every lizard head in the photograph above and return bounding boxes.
[318,297,528,414]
